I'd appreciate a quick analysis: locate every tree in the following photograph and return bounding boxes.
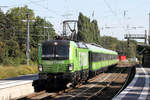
[6,5,34,46]
[0,11,6,41]
[0,6,56,65]
[77,12,101,43]
[31,16,56,47]
[100,36,119,50]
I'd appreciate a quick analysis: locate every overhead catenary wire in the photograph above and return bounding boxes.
[27,0,61,16]
[103,0,129,35]
[0,16,49,41]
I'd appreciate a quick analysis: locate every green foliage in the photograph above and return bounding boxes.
[0,6,56,66]
[100,36,119,50]
[100,36,137,58]
[30,47,38,62]
[77,12,101,43]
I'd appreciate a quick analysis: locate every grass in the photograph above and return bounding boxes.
[0,65,38,79]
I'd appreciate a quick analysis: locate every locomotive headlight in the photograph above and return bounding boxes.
[69,64,73,71]
[38,65,43,72]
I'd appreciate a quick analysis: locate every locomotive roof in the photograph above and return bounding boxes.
[41,40,118,55]
[42,40,70,45]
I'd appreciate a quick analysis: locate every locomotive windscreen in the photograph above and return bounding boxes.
[42,40,69,60]
[55,46,69,59]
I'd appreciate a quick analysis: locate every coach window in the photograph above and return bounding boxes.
[104,54,106,60]
[103,54,105,60]
[101,54,103,60]
[102,54,104,60]
[92,53,99,62]
[106,55,108,60]
[99,53,102,60]
[107,55,109,60]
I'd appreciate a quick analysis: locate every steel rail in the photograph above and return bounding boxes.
[112,64,135,98]
[86,68,126,100]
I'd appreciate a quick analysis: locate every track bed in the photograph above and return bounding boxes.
[18,63,135,100]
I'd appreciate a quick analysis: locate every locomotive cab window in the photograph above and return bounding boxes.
[56,45,69,59]
[42,44,54,59]
[42,41,69,60]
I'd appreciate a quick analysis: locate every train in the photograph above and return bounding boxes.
[33,39,119,91]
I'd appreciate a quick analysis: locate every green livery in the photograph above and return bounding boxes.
[33,40,119,91]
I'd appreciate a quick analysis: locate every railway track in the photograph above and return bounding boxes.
[86,70,125,100]
[18,63,135,100]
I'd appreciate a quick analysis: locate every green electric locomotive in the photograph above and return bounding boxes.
[33,40,119,91]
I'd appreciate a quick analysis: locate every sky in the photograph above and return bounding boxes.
[1,0,150,41]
